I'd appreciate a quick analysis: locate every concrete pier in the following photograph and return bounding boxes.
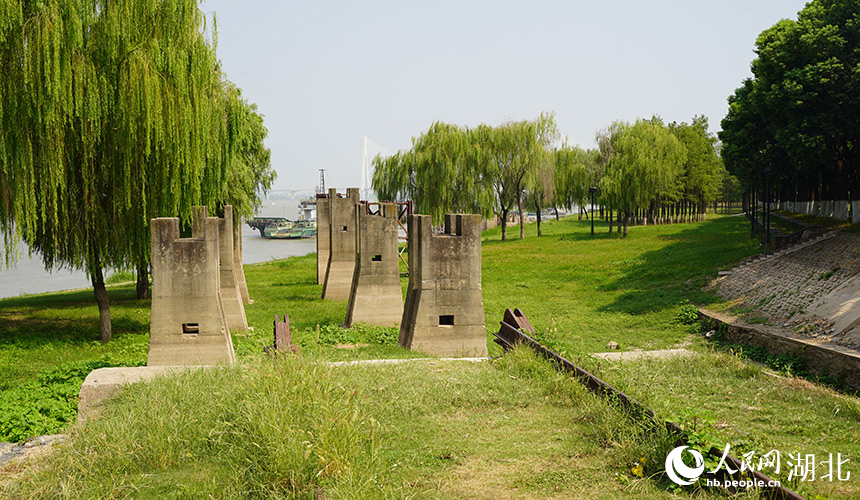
[345,203,404,327]
[193,206,247,331]
[399,214,487,357]
[148,216,235,366]
[217,206,248,331]
[316,194,331,285]
[322,188,361,301]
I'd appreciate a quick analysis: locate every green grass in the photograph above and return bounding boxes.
[0,287,149,391]
[2,214,860,499]
[2,349,695,499]
[573,350,860,500]
[481,214,759,354]
[0,287,149,442]
[760,214,804,235]
[235,254,422,362]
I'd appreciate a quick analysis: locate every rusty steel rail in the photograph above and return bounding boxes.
[494,308,805,500]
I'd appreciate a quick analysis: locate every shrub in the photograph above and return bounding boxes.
[674,304,699,325]
[0,359,115,442]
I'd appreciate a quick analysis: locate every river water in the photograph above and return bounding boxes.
[0,199,314,299]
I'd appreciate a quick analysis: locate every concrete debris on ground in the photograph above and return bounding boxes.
[0,435,65,468]
[592,348,693,362]
[787,317,859,350]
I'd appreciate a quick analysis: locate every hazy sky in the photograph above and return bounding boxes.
[201,0,809,193]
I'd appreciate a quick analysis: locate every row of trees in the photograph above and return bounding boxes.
[0,0,275,341]
[372,114,558,241]
[372,114,734,239]
[720,0,860,205]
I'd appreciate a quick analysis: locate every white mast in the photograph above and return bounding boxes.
[361,136,369,199]
[361,137,393,202]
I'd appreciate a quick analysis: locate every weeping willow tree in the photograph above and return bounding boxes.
[0,0,273,341]
[371,121,492,224]
[474,113,557,240]
[373,114,557,241]
[553,145,595,220]
[599,119,687,237]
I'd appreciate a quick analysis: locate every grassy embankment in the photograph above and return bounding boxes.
[1,214,859,499]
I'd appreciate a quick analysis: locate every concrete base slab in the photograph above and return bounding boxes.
[591,348,694,362]
[78,366,213,423]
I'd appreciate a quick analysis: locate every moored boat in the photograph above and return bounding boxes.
[263,220,293,238]
[248,217,290,237]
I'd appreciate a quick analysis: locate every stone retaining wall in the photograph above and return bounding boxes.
[699,309,860,392]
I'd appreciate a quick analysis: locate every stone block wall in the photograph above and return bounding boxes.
[399,214,487,357]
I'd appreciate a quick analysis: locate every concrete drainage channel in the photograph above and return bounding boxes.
[493,308,805,500]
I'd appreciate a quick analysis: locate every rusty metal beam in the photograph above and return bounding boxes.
[493,308,805,500]
[265,314,300,355]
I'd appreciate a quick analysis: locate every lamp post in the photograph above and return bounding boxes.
[589,186,598,236]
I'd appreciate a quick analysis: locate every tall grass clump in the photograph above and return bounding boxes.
[6,357,388,499]
[491,347,678,484]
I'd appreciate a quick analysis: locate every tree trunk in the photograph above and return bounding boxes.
[536,205,543,237]
[92,267,112,342]
[623,212,629,237]
[608,208,613,233]
[136,262,149,300]
[517,192,525,239]
[554,206,560,221]
[501,208,508,241]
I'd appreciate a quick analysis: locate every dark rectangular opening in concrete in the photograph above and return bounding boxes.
[439,315,454,326]
[182,323,199,334]
[372,254,382,262]
[341,225,348,232]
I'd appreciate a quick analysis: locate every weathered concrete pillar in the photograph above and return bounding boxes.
[148,217,235,366]
[191,206,247,330]
[322,188,361,301]
[399,214,487,357]
[233,221,251,304]
[316,194,331,285]
[206,206,248,331]
[345,203,403,327]
[852,201,860,225]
